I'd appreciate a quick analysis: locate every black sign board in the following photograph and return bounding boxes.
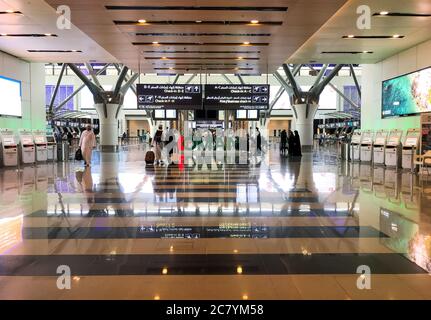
[204,84,269,110]
[137,84,203,110]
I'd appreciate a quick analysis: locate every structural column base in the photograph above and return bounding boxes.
[100,145,119,153]
[301,145,314,152]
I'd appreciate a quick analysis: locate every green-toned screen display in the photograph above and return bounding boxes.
[382,67,431,118]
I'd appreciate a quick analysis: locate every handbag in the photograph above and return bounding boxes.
[75,147,83,161]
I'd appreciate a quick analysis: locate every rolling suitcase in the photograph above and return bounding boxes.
[145,150,155,164]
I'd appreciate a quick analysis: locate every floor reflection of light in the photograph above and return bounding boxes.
[117,173,146,193]
[298,205,310,212]
[408,234,431,272]
[0,215,23,254]
[313,173,336,192]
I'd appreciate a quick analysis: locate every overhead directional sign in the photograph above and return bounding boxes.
[137,84,203,110]
[204,84,270,110]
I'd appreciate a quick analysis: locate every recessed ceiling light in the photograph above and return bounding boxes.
[138,19,147,23]
[379,11,389,15]
[347,34,355,38]
[392,34,401,38]
[250,20,259,24]
[243,41,250,45]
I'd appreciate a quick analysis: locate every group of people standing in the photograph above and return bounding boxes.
[280,130,302,157]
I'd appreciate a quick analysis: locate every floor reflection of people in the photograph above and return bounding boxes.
[76,167,98,216]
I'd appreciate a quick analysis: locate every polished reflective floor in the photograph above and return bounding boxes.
[1,144,431,300]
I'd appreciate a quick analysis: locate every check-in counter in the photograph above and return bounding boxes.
[33,130,48,162]
[360,130,373,163]
[385,130,403,168]
[401,128,421,171]
[373,130,388,166]
[18,130,35,164]
[0,129,18,167]
[350,130,362,162]
[47,135,57,161]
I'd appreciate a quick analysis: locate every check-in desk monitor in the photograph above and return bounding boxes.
[402,128,421,170]
[33,130,48,162]
[373,130,388,166]
[46,135,57,161]
[360,130,374,162]
[385,130,403,168]
[0,129,18,167]
[18,130,35,164]
[350,130,362,162]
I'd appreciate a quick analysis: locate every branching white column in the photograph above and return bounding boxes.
[94,103,121,152]
[292,103,318,151]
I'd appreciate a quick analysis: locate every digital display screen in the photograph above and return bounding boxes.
[248,110,258,119]
[236,110,247,119]
[154,109,165,119]
[0,75,22,117]
[153,109,177,119]
[165,110,177,119]
[382,66,431,118]
[137,84,202,110]
[204,85,269,110]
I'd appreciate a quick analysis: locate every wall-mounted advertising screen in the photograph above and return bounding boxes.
[204,84,269,110]
[382,66,431,118]
[137,84,202,110]
[0,75,22,117]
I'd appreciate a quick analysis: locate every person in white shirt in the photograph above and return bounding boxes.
[79,124,96,167]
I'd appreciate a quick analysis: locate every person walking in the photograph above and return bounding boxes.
[256,127,262,152]
[79,124,96,167]
[280,129,287,155]
[293,130,302,157]
[288,130,295,157]
[153,125,164,165]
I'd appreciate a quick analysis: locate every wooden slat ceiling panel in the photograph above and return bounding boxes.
[43,0,349,73]
[288,0,431,64]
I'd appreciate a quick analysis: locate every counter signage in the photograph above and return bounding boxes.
[137,84,203,110]
[204,84,269,110]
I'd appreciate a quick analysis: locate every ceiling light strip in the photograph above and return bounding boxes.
[106,6,287,12]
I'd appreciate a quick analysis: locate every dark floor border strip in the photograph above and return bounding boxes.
[51,197,316,204]
[26,209,354,218]
[0,253,425,276]
[22,226,387,240]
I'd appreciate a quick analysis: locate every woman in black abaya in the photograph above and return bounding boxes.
[293,130,302,157]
